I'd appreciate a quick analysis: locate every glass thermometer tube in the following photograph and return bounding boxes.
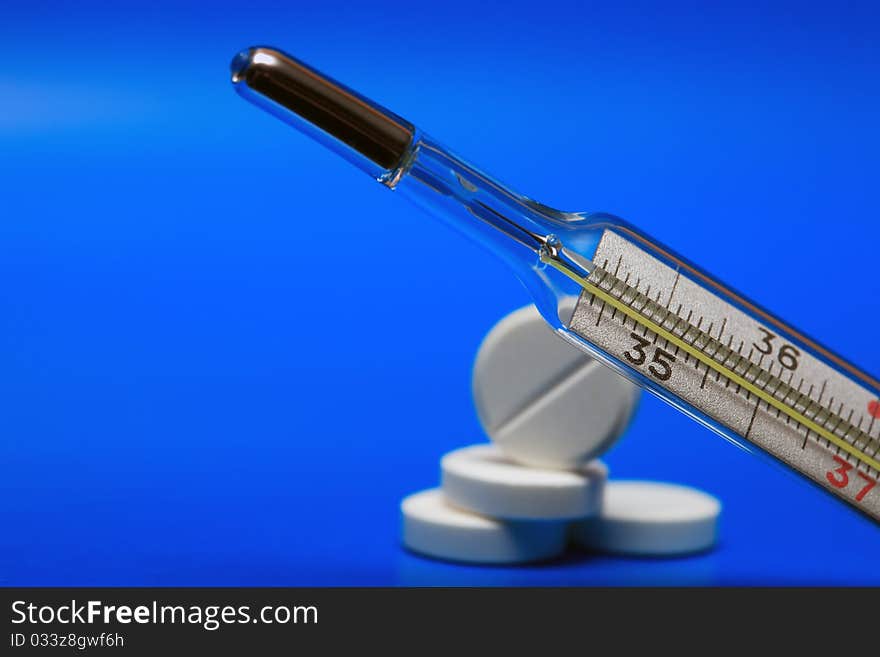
[231,46,880,523]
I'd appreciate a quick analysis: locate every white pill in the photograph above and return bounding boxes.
[441,444,607,520]
[473,301,640,469]
[572,481,721,556]
[401,488,568,564]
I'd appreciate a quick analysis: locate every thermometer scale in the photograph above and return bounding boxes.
[558,229,880,518]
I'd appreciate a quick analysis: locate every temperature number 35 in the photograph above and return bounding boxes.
[623,332,676,381]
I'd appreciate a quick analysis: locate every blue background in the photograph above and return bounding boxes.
[2,0,879,585]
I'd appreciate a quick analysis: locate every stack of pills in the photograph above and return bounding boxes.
[401,302,722,564]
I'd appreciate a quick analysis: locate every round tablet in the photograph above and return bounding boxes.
[572,481,721,556]
[441,444,607,520]
[473,301,640,470]
[401,488,568,564]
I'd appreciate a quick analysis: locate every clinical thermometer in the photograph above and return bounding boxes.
[231,46,880,523]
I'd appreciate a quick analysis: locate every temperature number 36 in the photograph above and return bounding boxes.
[826,456,877,502]
[623,332,676,381]
[753,327,800,371]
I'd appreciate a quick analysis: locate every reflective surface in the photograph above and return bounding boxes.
[232,47,414,173]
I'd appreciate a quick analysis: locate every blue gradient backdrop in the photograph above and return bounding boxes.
[2,1,879,585]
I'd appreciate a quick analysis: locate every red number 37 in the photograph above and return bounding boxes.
[826,456,877,502]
